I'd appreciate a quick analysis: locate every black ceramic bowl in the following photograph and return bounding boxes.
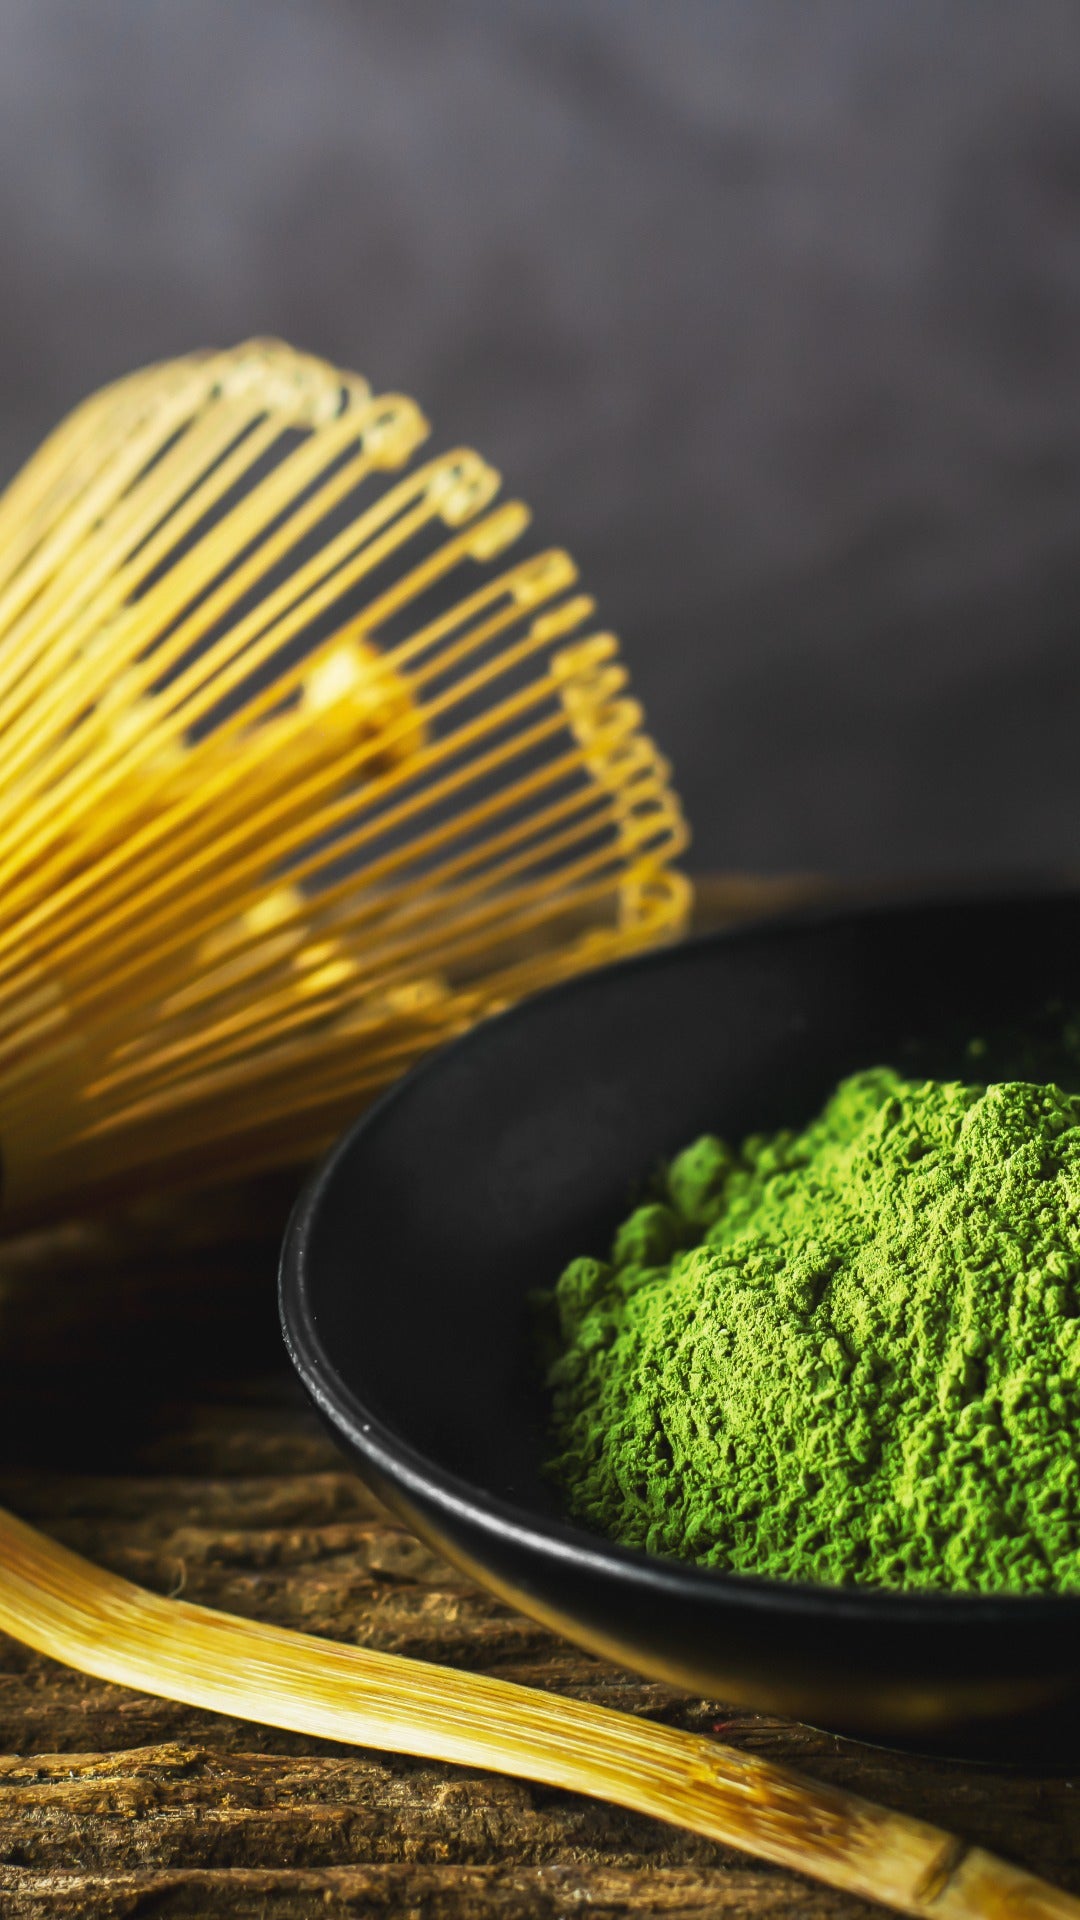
[280,890,1080,1764]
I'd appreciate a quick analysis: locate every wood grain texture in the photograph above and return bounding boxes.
[2,877,1079,1918]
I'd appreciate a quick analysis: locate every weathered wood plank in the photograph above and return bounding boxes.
[0,1740,1078,1881]
[0,1862,874,1920]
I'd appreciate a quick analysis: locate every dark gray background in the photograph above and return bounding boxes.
[2,0,1079,878]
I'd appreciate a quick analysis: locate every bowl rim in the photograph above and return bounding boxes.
[279,887,1080,1629]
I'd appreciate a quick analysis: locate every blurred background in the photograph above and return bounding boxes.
[2,0,1079,880]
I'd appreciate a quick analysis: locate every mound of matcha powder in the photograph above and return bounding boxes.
[544,1069,1080,1592]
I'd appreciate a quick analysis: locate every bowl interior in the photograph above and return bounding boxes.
[296,889,1080,1538]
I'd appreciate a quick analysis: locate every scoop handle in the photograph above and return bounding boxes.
[0,1503,1071,1920]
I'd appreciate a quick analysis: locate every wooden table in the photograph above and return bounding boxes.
[0,878,1078,1918]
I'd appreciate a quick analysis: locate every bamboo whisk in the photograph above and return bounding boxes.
[0,339,688,1220]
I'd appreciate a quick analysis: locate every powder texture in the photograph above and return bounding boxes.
[545,1069,1080,1592]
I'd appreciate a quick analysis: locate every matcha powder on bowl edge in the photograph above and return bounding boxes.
[543,1069,1080,1593]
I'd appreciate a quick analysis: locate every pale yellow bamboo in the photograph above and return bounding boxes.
[0,402,424,850]
[78,789,638,1102]
[0,642,584,995]
[0,508,544,968]
[0,362,222,642]
[0,405,302,785]
[65,837,680,1121]
[0,338,690,1215]
[3,729,679,1124]
[0,378,258,713]
[70,870,682,1142]
[0,553,564,961]
[0,384,410,779]
[0,529,580,990]
[0,1507,1070,1920]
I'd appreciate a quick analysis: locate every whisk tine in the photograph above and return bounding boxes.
[0,339,688,1220]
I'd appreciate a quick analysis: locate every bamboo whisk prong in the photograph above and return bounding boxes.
[0,1504,1072,1920]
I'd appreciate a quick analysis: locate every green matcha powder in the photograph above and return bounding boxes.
[544,1069,1080,1593]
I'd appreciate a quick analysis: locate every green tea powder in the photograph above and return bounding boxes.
[545,1069,1080,1592]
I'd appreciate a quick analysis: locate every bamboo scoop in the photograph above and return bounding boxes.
[0,1504,1075,1919]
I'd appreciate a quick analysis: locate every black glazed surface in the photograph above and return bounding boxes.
[280,891,1080,1762]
